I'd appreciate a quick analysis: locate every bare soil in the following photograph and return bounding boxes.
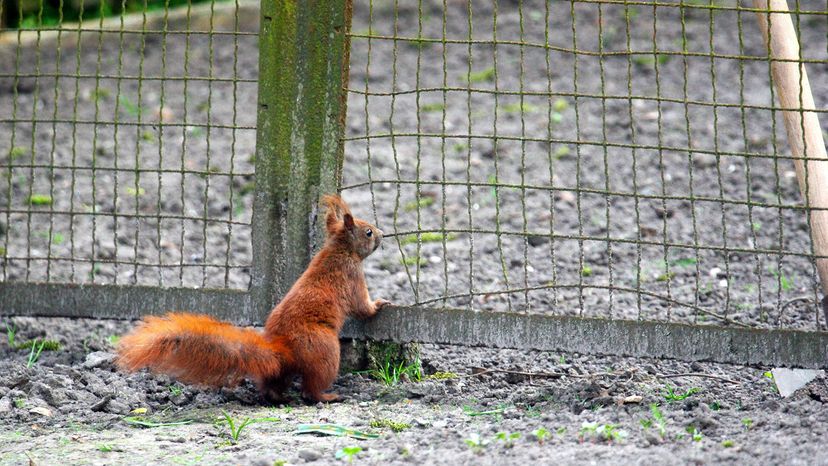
[0,316,827,465]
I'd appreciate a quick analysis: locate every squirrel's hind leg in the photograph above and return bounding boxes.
[259,374,294,404]
[296,334,341,403]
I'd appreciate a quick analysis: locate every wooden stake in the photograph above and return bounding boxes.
[753,0,828,320]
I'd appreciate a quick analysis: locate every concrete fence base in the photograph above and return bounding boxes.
[343,306,828,369]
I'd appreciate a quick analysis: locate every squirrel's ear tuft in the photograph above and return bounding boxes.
[343,213,355,231]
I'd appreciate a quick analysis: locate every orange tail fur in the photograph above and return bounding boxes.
[117,313,290,387]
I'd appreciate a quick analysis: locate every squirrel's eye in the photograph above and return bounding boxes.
[365,229,373,237]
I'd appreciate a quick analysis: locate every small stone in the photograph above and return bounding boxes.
[691,414,719,430]
[29,406,52,417]
[171,394,190,406]
[0,397,13,414]
[32,382,67,406]
[692,153,718,169]
[622,395,643,404]
[527,235,550,247]
[643,430,662,445]
[556,191,576,205]
[592,396,615,407]
[405,381,444,399]
[653,206,674,219]
[298,449,321,462]
[414,418,430,428]
[83,351,116,369]
[106,400,130,415]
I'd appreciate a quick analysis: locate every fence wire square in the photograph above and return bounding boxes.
[0,0,259,290]
[342,0,828,331]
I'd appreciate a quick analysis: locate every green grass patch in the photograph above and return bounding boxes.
[13,0,234,29]
[399,232,457,246]
[663,386,700,402]
[578,422,626,443]
[335,446,362,463]
[425,371,457,380]
[465,67,496,83]
[295,424,379,440]
[123,416,193,428]
[404,197,435,211]
[463,406,505,417]
[8,147,27,160]
[553,146,570,159]
[118,95,142,118]
[500,102,539,114]
[217,411,280,443]
[669,257,697,267]
[632,54,672,67]
[141,131,157,143]
[125,186,146,196]
[93,88,111,102]
[400,256,427,267]
[419,103,445,113]
[769,267,793,292]
[656,271,676,282]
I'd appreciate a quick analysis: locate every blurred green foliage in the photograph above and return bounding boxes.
[3,0,225,29]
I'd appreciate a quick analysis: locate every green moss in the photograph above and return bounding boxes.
[369,419,410,433]
[426,371,458,380]
[28,195,53,206]
[14,339,61,351]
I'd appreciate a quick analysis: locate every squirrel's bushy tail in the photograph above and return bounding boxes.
[117,313,289,386]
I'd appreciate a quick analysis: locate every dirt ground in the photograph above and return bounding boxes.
[2,1,828,465]
[0,315,827,466]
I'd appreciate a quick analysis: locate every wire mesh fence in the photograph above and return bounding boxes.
[0,0,258,290]
[2,0,827,341]
[342,0,828,332]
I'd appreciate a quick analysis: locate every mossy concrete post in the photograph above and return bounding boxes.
[251,0,352,320]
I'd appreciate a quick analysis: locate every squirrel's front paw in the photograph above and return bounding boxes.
[373,299,391,310]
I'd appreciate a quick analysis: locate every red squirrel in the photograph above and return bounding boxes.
[116,195,389,402]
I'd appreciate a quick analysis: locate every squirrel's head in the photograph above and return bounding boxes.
[322,194,383,259]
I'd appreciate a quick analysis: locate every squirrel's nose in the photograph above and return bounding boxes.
[377,228,384,237]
